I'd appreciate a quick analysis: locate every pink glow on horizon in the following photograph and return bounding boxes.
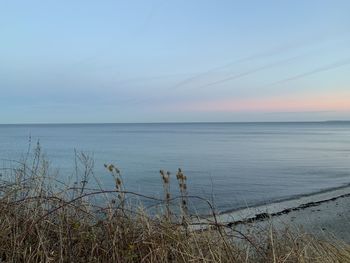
[173,92,350,113]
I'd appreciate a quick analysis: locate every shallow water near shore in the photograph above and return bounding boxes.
[0,122,350,212]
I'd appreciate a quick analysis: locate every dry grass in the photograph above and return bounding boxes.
[0,144,349,262]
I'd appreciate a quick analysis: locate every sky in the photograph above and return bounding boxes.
[1,0,350,123]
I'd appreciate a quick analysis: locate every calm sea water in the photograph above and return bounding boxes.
[0,122,350,212]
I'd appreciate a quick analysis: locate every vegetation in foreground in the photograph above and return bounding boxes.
[0,143,349,262]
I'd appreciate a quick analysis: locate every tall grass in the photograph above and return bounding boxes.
[0,144,349,262]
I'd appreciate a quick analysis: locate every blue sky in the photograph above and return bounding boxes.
[1,0,350,123]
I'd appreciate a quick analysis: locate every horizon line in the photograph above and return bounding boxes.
[1,120,350,126]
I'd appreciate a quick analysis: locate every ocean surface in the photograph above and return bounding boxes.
[0,122,350,213]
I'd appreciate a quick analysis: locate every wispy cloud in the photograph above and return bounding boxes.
[170,92,350,113]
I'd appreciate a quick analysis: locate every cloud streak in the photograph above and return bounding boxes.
[266,58,350,87]
[171,92,350,113]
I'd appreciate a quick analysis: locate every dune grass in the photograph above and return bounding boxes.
[0,143,350,262]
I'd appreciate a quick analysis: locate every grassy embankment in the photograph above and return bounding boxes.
[0,143,349,262]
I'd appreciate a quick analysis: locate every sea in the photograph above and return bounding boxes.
[0,122,349,213]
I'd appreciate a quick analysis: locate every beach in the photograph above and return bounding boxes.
[202,185,350,242]
[266,193,350,242]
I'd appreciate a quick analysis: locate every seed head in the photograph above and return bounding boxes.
[116,178,122,186]
[108,164,114,172]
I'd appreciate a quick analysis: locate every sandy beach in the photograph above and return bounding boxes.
[202,185,350,242]
[265,193,350,242]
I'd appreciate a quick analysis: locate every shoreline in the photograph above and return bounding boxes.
[217,183,350,219]
[201,184,350,237]
[195,183,350,242]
